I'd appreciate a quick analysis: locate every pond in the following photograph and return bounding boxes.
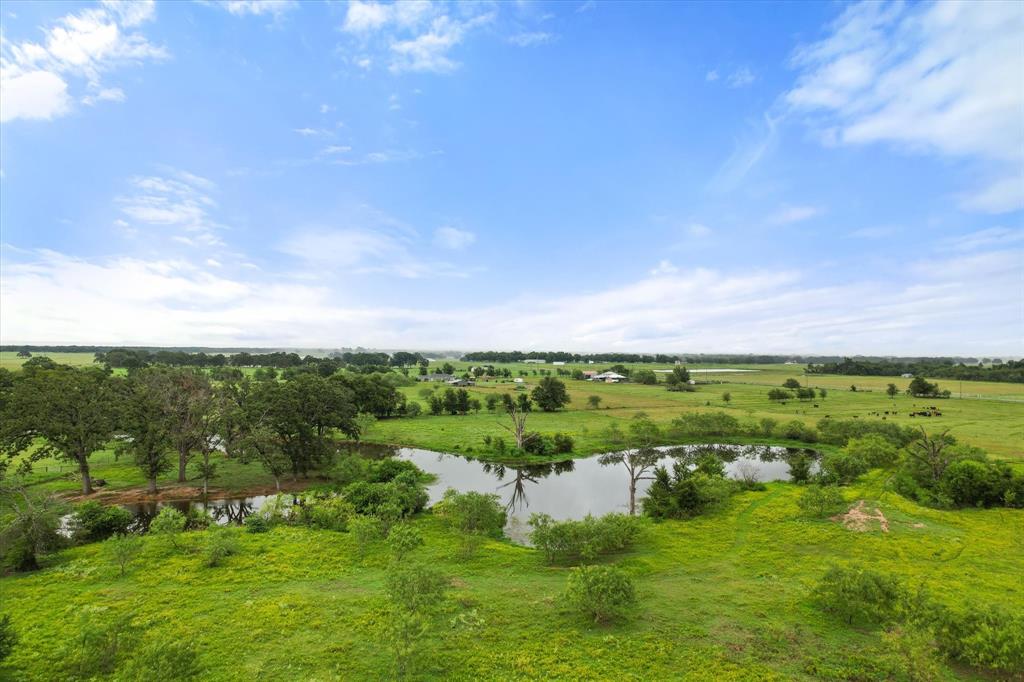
[114,443,819,539]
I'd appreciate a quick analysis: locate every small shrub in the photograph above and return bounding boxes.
[185,507,214,530]
[435,489,506,538]
[61,608,138,677]
[70,501,133,543]
[797,484,846,518]
[105,533,143,577]
[349,514,384,560]
[786,452,815,483]
[642,463,736,520]
[298,494,356,531]
[386,523,424,562]
[552,433,574,454]
[564,565,637,624]
[203,527,239,567]
[528,513,640,564]
[243,515,270,533]
[148,507,187,549]
[0,614,17,663]
[814,565,906,627]
[845,434,900,468]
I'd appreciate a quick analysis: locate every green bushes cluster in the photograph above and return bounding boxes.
[814,565,1024,676]
[519,432,575,456]
[797,484,845,517]
[642,462,736,520]
[69,502,133,543]
[528,513,641,564]
[343,472,429,519]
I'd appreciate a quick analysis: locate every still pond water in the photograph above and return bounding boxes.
[121,444,818,537]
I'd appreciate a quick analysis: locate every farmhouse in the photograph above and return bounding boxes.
[524,359,546,364]
[418,373,455,382]
[446,378,475,387]
[590,371,627,383]
[901,373,914,379]
[552,361,566,366]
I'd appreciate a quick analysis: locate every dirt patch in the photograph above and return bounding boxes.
[60,479,321,505]
[832,500,889,533]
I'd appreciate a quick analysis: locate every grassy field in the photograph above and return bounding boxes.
[1,473,1021,680]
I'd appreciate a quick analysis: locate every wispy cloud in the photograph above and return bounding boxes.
[0,0,167,122]
[726,66,755,88]
[433,226,476,250]
[785,0,1024,214]
[939,227,1024,253]
[339,1,495,74]
[116,169,225,247]
[769,205,823,225]
[507,32,555,47]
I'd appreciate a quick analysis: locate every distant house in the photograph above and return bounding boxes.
[446,378,475,387]
[591,371,627,383]
[552,361,566,366]
[513,377,525,383]
[418,373,455,382]
[901,373,914,379]
[524,359,546,364]
[582,370,597,379]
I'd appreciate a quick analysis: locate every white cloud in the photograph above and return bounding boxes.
[81,86,124,105]
[846,225,896,239]
[786,0,1024,214]
[649,260,678,276]
[0,1,166,122]
[0,70,70,122]
[686,223,712,238]
[339,1,494,74]
[433,226,475,250]
[220,1,297,17]
[3,245,1019,355]
[508,32,554,47]
[727,66,755,88]
[319,103,333,114]
[939,227,1024,252]
[769,205,822,225]
[705,69,719,82]
[116,169,225,246]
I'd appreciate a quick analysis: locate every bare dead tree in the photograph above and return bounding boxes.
[904,427,955,482]
[499,403,529,449]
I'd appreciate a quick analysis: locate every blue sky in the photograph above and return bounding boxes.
[1,0,1021,355]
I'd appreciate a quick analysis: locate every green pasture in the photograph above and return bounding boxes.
[2,473,1020,680]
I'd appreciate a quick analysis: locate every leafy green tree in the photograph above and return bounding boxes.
[886,383,899,399]
[767,388,793,402]
[157,369,215,484]
[587,395,602,409]
[664,366,691,391]
[819,450,868,485]
[564,565,637,624]
[70,501,133,542]
[386,523,424,562]
[119,369,176,494]
[0,366,120,495]
[106,533,143,577]
[149,507,186,550]
[721,391,731,404]
[783,378,802,389]
[531,376,570,411]
[845,434,899,468]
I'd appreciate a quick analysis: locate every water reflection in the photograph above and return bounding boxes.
[113,444,819,537]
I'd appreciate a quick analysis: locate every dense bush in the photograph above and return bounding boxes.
[243,514,270,533]
[797,484,845,518]
[818,450,868,486]
[552,433,575,454]
[643,462,736,520]
[435,489,506,538]
[670,412,741,438]
[69,502,133,543]
[368,459,425,483]
[785,451,815,483]
[931,604,1024,674]
[940,460,1023,508]
[528,513,641,564]
[845,434,900,468]
[343,472,429,519]
[296,494,356,531]
[814,565,906,627]
[775,420,819,443]
[816,418,915,447]
[564,565,637,624]
[0,614,17,663]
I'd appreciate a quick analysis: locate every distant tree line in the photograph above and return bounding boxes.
[89,348,428,370]
[807,358,1023,384]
